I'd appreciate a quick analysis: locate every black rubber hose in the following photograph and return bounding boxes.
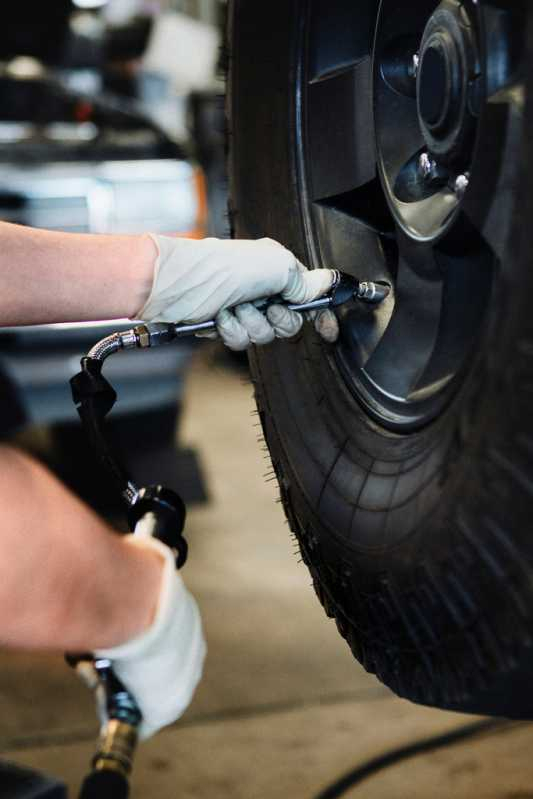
[314,718,506,799]
[78,403,134,503]
[71,357,136,506]
[79,769,129,799]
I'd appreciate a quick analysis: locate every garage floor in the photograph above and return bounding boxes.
[1,346,533,798]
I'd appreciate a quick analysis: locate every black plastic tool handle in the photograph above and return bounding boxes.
[170,272,362,338]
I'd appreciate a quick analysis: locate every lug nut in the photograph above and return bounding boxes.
[454,173,470,196]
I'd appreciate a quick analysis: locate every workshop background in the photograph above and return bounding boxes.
[0,1,531,797]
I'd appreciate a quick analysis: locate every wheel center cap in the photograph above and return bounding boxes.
[416,0,478,166]
[418,41,451,129]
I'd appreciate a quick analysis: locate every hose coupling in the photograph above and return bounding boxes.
[92,719,138,779]
[130,323,177,349]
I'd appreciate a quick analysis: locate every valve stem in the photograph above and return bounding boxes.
[356,281,391,304]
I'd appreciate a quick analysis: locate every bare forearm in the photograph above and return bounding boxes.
[0,222,156,325]
[0,446,162,651]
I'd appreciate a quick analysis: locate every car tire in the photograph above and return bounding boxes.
[228,0,533,717]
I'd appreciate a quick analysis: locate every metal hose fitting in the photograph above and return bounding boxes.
[356,281,391,304]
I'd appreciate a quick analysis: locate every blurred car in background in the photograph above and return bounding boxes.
[0,136,205,430]
[0,69,208,507]
[0,0,221,507]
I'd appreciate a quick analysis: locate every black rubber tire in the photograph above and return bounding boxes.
[228,0,533,717]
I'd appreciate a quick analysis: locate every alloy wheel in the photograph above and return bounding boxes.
[298,0,525,429]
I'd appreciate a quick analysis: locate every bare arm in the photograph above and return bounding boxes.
[0,446,163,651]
[0,225,164,649]
[0,221,156,325]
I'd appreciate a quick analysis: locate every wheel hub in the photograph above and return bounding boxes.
[374,0,482,240]
[418,42,451,129]
[417,0,479,169]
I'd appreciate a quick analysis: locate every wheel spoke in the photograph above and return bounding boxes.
[373,0,429,190]
[412,246,493,395]
[307,0,377,82]
[461,84,524,261]
[311,203,389,282]
[480,3,526,102]
[363,243,443,400]
[306,59,376,200]
[375,83,424,192]
[399,188,459,239]
[459,3,526,260]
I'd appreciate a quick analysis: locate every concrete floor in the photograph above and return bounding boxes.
[1,346,533,798]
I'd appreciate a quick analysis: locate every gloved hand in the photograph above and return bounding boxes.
[94,535,206,740]
[135,235,339,351]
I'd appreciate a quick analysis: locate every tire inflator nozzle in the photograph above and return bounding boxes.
[89,272,391,356]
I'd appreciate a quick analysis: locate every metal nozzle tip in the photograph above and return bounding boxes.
[356,281,391,304]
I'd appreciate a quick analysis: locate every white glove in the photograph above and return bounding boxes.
[94,535,206,740]
[136,235,339,351]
